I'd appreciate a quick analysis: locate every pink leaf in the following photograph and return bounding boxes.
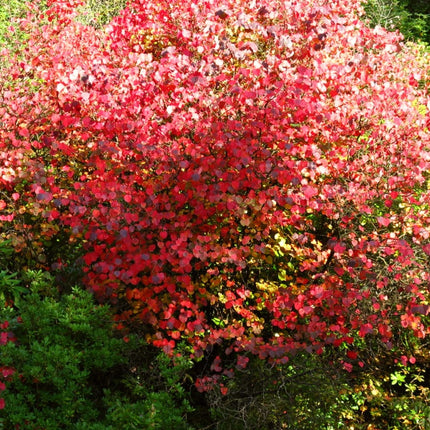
[377,217,391,227]
[302,186,318,199]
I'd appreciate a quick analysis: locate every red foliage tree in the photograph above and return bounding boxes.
[1,0,430,384]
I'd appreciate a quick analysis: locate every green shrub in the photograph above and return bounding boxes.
[0,252,194,429]
[103,351,194,430]
[0,282,127,428]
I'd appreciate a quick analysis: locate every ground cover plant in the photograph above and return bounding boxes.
[1,0,430,428]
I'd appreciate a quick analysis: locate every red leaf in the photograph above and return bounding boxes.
[60,115,76,127]
[359,323,373,337]
[347,350,358,359]
[377,216,391,227]
[302,186,318,199]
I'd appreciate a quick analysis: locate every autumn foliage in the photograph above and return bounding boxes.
[1,0,430,390]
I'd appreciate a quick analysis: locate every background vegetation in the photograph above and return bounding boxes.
[364,0,430,43]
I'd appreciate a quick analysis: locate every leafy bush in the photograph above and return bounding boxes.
[1,1,430,428]
[0,264,194,429]
[1,0,429,377]
[0,276,125,428]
